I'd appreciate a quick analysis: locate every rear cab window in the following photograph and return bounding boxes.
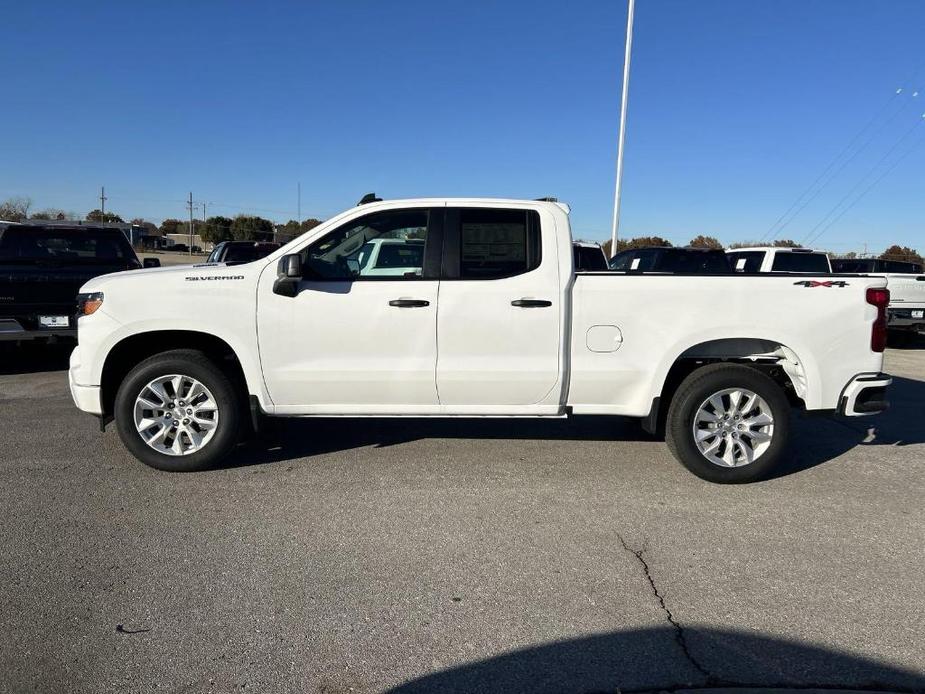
[771,252,830,273]
[0,226,135,264]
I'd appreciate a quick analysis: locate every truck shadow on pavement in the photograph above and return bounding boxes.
[224,374,925,479]
[385,625,925,692]
[0,343,72,375]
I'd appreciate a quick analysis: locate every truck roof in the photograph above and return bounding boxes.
[356,197,572,214]
[726,246,826,254]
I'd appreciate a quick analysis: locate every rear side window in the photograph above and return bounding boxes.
[458,208,541,279]
[832,259,874,273]
[771,252,830,273]
[883,260,922,273]
[727,251,763,273]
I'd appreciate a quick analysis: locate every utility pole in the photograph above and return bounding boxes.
[100,186,107,218]
[297,182,301,228]
[187,192,194,256]
[609,0,636,257]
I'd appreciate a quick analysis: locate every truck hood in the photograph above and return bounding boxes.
[78,261,253,294]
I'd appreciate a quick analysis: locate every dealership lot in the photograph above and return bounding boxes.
[1,345,923,693]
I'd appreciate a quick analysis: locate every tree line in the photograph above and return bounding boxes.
[0,196,321,244]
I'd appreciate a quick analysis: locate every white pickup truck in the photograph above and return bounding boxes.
[69,197,892,483]
[726,246,832,274]
[831,258,925,337]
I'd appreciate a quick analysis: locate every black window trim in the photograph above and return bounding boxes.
[300,207,443,282]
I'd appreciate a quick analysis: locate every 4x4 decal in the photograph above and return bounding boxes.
[793,280,849,288]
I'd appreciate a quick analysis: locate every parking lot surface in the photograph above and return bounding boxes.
[1,343,923,693]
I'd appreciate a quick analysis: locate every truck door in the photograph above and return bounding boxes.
[257,206,443,409]
[436,206,562,407]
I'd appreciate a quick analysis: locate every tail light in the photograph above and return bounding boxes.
[866,287,889,352]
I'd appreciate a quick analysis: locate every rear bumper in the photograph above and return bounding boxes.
[888,306,925,332]
[838,373,891,417]
[0,318,76,342]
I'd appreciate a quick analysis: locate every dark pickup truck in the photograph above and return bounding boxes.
[0,224,154,343]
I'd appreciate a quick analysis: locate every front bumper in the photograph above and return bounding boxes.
[838,373,891,417]
[68,348,103,415]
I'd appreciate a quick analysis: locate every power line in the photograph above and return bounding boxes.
[760,87,911,242]
[802,126,925,248]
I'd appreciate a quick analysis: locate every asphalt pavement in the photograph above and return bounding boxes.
[1,342,923,693]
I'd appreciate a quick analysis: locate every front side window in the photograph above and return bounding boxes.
[458,209,541,279]
[303,210,429,280]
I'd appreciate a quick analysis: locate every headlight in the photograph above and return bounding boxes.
[76,292,104,317]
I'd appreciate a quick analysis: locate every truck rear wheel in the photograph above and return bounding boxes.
[665,364,790,483]
[114,349,242,472]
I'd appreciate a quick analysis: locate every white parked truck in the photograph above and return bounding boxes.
[726,246,832,274]
[831,258,925,336]
[70,197,892,483]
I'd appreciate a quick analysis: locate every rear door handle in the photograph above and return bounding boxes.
[389,299,430,308]
[511,299,552,308]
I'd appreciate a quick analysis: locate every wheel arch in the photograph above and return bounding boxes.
[643,336,814,435]
[100,330,249,418]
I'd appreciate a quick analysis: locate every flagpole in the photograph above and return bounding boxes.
[610,0,636,256]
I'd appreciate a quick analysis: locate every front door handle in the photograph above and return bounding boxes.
[389,299,430,308]
[511,299,552,308]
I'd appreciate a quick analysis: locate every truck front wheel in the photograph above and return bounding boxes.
[665,363,790,483]
[114,349,242,472]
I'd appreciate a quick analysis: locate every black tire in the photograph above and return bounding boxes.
[114,349,243,472]
[665,363,790,484]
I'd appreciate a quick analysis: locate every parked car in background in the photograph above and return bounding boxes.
[726,247,832,273]
[609,246,731,273]
[0,224,155,343]
[573,241,609,271]
[831,258,923,274]
[70,197,890,484]
[207,241,281,265]
[832,257,925,337]
[171,243,189,253]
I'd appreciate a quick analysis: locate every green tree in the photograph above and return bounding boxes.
[300,218,322,233]
[773,239,800,248]
[159,218,183,236]
[880,245,923,264]
[231,215,274,242]
[688,235,723,249]
[200,216,234,244]
[86,209,124,223]
[0,196,31,221]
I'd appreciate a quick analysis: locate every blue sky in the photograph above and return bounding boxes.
[2,0,923,252]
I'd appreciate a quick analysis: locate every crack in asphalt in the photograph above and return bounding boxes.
[617,534,719,685]
[616,536,923,694]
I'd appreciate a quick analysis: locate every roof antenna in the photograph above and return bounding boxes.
[357,193,382,206]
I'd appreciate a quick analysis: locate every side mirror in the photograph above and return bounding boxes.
[273,254,302,297]
[143,258,161,268]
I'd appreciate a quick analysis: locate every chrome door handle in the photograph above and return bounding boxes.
[511,299,552,308]
[389,299,430,308]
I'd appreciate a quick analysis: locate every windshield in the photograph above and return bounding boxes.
[0,227,135,263]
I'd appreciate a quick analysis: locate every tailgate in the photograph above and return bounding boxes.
[886,274,925,305]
